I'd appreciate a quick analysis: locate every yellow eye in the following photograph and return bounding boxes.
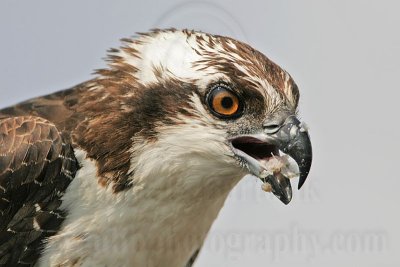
[207,85,242,118]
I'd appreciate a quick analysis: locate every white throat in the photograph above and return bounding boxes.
[37,132,245,267]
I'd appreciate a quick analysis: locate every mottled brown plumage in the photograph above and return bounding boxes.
[0,116,78,266]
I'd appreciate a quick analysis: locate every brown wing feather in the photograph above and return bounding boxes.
[0,116,79,266]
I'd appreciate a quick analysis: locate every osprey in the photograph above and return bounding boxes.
[0,29,312,266]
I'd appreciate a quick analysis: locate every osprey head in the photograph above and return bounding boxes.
[93,29,312,204]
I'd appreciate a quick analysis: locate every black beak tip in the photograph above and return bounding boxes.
[297,160,312,189]
[275,184,292,204]
[275,180,292,205]
[298,173,308,189]
[280,195,292,205]
[266,174,293,205]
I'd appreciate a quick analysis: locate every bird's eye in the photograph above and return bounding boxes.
[207,85,242,118]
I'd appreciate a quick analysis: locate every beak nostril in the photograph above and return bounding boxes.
[263,123,281,134]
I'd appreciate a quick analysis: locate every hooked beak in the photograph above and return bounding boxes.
[230,116,312,204]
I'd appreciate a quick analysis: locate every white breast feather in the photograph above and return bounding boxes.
[37,121,246,267]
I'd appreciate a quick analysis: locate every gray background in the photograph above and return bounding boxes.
[1,1,399,266]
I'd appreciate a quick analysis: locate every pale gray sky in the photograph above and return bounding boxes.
[1,1,399,266]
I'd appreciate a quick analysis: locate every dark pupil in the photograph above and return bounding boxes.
[221,96,233,109]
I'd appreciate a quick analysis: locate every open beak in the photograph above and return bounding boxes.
[230,116,312,205]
